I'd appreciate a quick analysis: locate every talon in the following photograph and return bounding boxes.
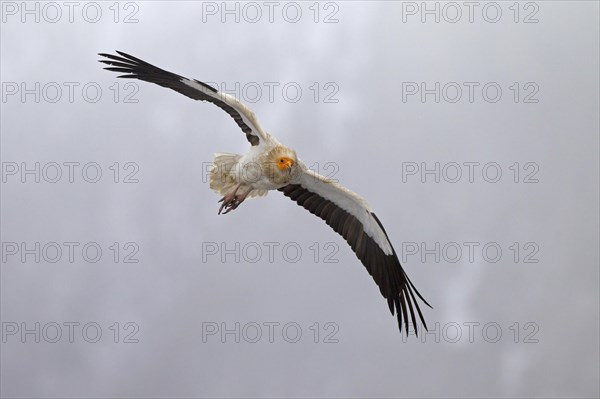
[216,184,253,215]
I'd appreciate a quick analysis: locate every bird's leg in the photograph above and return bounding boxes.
[218,183,241,214]
[218,184,253,215]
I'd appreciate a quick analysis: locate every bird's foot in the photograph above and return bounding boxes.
[218,186,251,215]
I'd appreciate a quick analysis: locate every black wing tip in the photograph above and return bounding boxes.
[98,50,140,64]
[103,67,132,73]
[405,272,433,309]
[98,51,123,59]
[113,50,133,59]
[370,211,433,326]
[100,67,135,79]
[395,279,431,337]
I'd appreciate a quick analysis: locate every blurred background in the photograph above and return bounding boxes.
[1,1,598,398]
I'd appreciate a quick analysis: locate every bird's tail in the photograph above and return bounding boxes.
[209,153,242,196]
[209,153,268,198]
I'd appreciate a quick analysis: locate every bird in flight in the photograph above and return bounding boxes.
[99,51,431,335]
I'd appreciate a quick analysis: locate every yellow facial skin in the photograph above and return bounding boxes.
[276,156,295,171]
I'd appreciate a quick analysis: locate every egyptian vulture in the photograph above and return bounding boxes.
[99,51,431,335]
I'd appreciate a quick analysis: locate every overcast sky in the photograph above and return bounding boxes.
[1,1,599,398]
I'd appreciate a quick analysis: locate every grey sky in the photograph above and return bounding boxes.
[1,1,599,398]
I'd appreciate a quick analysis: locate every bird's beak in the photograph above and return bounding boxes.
[277,157,294,171]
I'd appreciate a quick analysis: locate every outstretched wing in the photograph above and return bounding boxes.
[279,169,431,335]
[98,51,268,146]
